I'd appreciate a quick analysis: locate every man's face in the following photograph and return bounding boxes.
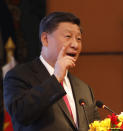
[45,22,82,66]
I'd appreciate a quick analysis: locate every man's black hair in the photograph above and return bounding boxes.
[39,12,82,40]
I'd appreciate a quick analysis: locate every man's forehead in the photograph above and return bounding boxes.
[57,22,82,34]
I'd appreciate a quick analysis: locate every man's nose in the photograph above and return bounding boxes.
[70,38,79,50]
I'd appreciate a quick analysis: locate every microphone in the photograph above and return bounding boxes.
[79,99,89,129]
[96,100,117,115]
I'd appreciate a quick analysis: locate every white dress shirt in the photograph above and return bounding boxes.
[40,55,78,126]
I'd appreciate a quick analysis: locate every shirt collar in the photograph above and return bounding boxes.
[39,55,68,78]
[40,55,54,75]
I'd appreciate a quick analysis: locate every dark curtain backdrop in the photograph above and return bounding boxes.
[20,0,46,61]
[0,0,16,64]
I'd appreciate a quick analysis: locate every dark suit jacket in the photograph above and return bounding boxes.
[3,58,100,131]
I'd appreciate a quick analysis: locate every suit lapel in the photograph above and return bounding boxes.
[57,96,76,128]
[57,72,81,129]
[68,73,89,130]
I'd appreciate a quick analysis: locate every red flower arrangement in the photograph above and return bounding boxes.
[89,112,123,131]
[108,113,123,130]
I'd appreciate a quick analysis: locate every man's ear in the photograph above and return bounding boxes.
[41,32,48,47]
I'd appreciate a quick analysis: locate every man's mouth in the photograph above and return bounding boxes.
[66,53,76,57]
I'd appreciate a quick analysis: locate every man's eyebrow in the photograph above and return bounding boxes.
[63,29,81,35]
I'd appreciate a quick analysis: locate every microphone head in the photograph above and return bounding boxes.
[79,99,86,106]
[96,100,104,108]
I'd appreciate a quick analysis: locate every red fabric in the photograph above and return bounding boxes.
[61,82,74,120]
[63,95,74,120]
[3,110,13,131]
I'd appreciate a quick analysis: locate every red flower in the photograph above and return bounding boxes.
[108,113,119,126]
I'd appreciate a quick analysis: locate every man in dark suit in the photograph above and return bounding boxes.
[3,12,100,131]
